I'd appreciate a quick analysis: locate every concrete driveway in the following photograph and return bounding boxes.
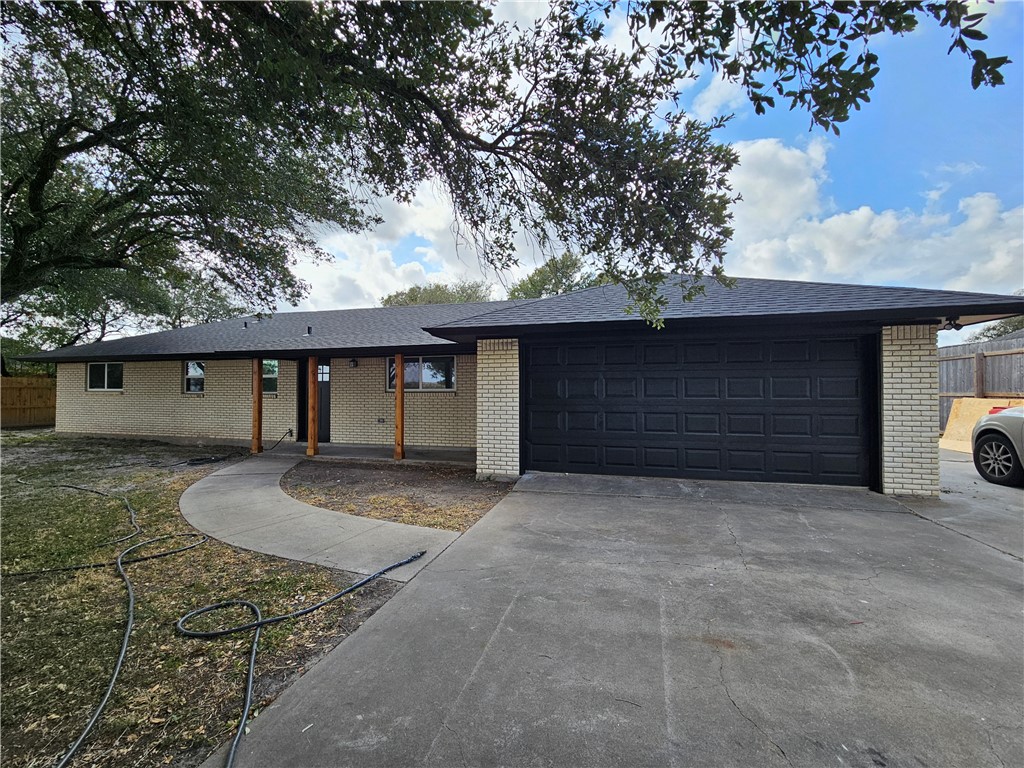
[217,465,1023,768]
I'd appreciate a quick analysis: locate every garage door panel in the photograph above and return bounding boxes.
[726,413,763,436]
[772,413,813,437]
[819,376,860,399]
[771,376,812,399]
[604,412,638,433]
[643,344,678,365]
[727,450,766,473]
[605,345,637,365]
[725,341,765,363]
[642,412,678,434]
[726,377,765,399]
[684,343,719,363]
[643,377,679,398]
[818,338,860,361]
[820,452,863,477]
[685,413,722,435]
[604,446,639,468]
[771,340,811,362]
[683,378,719,398]
[524,335,872,486]
[604,377,638,398]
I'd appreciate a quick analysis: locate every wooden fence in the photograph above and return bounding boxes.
[1,376,56,428]
[939,335,1024,430]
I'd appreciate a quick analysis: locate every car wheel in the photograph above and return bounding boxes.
[973,433,1024,487]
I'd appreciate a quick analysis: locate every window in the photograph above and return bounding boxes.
[387,356,456,391]
[263,360,279,394]
[87,362,123,391]
[184,361,205,393]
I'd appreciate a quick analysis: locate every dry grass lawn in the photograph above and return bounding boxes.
[1,432,399,768]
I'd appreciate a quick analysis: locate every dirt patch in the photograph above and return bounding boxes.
[281,460,512,532]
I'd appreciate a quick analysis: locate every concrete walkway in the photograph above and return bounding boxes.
[178,454,459,582]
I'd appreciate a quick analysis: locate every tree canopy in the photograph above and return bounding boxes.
[967,291,1024,341]
[1,1,1008,328]
[508,253,611,299]
[380,280,493,307]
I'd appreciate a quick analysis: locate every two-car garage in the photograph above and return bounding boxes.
[522,332,878,488]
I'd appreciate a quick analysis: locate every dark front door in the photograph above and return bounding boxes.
[296,358,331,442]
[317,362,331,442]
[523,333,875,486]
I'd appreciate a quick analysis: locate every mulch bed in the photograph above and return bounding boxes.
[281,459,512,532]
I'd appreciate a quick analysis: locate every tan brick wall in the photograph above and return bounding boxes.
[476,338,520,479]
[329,355,475,448]
[56,359,297,442]
[881,325,940,496]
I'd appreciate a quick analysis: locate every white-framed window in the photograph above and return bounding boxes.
[262,359,279,394]
[184,361,206,393]
[87,362,124,391]
[387,355,456,391]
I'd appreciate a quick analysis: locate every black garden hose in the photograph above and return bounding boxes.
[4,463,423,768]
[52,534,209,768]
[176,550,424,768]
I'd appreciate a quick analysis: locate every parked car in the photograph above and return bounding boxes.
[972,406,1024,487]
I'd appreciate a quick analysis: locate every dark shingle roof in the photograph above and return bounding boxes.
[21,276,1024,362]
[426,276,1024,340]
[23,301,531,362]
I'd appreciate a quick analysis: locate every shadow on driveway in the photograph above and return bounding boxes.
[211,471,1023,768]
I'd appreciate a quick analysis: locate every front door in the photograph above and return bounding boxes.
[296,358,331,442]
[317,361,331,442]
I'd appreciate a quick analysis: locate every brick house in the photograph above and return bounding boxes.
[25,277,1024,496]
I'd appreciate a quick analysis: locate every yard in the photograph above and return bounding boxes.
[281,459,512,532]
[0,432,399,768]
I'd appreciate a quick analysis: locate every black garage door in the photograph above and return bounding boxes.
[523,335,876,486]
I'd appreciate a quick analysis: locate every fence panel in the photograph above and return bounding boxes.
[1,376,57,428]
[939,338,1024,430]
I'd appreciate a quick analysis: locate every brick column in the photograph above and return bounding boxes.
[880,325,940,496]
[476,338,520,480]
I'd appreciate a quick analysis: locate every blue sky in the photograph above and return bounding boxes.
[297,1,1023,343]
[700,4,1023,215]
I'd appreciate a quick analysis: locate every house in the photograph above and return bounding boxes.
[24,276,1024,496]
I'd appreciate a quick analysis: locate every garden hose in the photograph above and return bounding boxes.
[176,549,425,768]
[4,454,423,768]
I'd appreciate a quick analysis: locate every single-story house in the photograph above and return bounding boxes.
[24,276,1024,496]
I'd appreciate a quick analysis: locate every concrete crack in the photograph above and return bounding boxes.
[714,654,793,767]
[985,727,1008,768]
[614,697,643,708]
[894,502,1023,562]
[442,723,469,768]
[723,513,750,571]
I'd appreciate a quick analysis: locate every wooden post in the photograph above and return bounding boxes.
[251,358,264,454]
[974,351,986,398]
[394,352,406,460]
[306,356,319,456]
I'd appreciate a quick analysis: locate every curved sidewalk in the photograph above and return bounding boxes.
[179,455,458,582]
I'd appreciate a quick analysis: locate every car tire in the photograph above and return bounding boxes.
[973,433,1024,487]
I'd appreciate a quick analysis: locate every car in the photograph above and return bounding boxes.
[972,406,1024,487]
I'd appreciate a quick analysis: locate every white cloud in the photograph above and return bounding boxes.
[690,74,747,122]
[291,135,1020,353]
[725,138,1023,307]
[489,0,552,27]
[291,182,535,312]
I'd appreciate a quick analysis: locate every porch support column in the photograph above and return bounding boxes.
[394,352,406,460]
[306,356,319,456]
[250,358,263,454]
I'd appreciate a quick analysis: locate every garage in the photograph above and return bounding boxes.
[523,332,878,487]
